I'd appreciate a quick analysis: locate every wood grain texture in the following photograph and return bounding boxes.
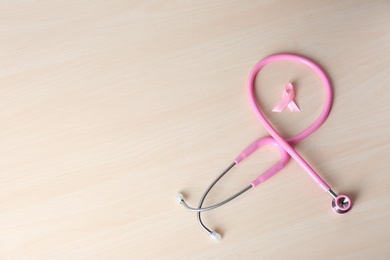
[1,0,389,259]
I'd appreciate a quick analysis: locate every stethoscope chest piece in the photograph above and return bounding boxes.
[332,194,352,214]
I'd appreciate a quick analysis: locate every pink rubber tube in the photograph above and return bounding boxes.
[247,54,332,192]
[234,137,290,187]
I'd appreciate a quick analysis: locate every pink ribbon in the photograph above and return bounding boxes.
[272,83,300,112]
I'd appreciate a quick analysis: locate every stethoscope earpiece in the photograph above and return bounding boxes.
[209,231,222,242]
[176,193,184,204]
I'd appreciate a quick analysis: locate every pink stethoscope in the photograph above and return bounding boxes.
[176,54,352,242]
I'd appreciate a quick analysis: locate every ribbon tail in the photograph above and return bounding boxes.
[272,99,290,112]
[287,101,300,112]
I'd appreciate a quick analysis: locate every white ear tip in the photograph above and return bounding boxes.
[210,231,221,242]
[176,193,184,203]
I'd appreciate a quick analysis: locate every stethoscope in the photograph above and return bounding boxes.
[176,54,352,242]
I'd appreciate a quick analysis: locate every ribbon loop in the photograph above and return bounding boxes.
[272,83,300,112]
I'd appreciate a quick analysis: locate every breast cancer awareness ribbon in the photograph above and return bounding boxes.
[272,83,300,112]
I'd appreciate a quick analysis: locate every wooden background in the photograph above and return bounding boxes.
[1,1,389,259]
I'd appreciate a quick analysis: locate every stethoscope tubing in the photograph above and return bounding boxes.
[247,54,333,192]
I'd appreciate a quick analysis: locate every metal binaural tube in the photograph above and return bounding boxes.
[179,185,252,212]
[197,162,236,234]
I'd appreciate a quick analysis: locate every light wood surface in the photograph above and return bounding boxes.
[1,1,390,259]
